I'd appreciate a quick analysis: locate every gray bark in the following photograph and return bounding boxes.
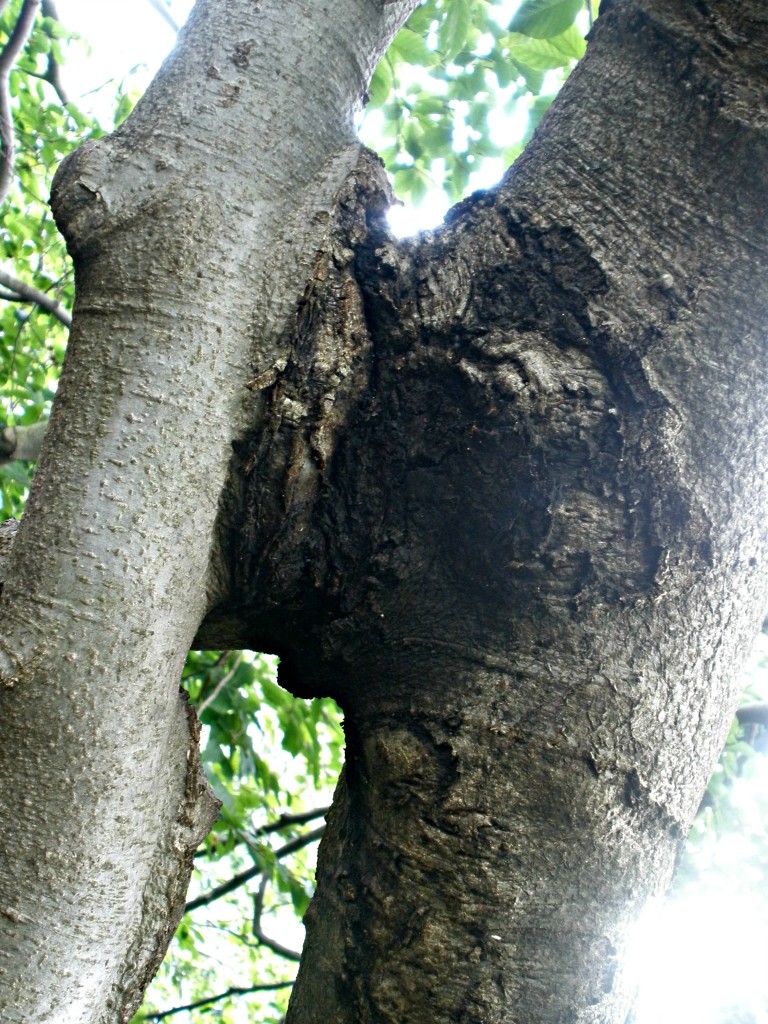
[196,2,768,1022]
[0,1,418,1021]
[0,0,766,1022]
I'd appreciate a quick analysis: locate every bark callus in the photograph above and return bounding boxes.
[216,158,678,711]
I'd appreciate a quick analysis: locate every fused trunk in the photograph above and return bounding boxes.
[198,3,768,1022]
[0,0,766,1022]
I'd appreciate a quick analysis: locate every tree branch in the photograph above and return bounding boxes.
[25,60,68,107]
[736,702,768,728]
[195,805,330,859]
[32,0,68,105]
[252,807,330,837]
[139,980,294,1021]
[145,0,179,34]
[0,420,47,463]
[197,651,243,714]
[0,0,41,206]
[186,825,325,913]
[0,267,71,326]
[251,876,302,961]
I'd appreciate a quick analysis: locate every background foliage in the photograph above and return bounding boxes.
[0,1,766,1022]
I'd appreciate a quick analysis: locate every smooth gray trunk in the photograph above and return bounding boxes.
[0,1,418,1020]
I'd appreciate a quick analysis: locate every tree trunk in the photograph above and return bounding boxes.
[203,3,768,1022]
[0,2,418,1021]
[1,1,767,1022]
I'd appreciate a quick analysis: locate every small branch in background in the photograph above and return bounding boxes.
[252,877,302,961]
[140,981,295,1021]
[0,0,41,206]
[186,825,326,913]
[197,651,244,714]
[736,703,768,728]
[251,806,330,839]
[184,861,257,913]
[146,0,180,34]
[34,0,68,105]
[194,805,330,859]
[0,267,72,326]
[27,55,68,106]
[198,919,301,962]
[0,420,48,463]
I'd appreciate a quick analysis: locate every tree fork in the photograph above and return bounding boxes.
[200,2,768,1021]
[0,0,767,1021]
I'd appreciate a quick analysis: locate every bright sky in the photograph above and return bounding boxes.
[54,0,194,120]
[51,0,459,232]
[44,4,768,1022]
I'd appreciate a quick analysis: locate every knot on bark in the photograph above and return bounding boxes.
[50,139,116,259]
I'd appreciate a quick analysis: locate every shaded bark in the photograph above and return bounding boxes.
[196,2,768,1021]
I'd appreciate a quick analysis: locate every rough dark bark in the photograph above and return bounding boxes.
[195,2,768,1021]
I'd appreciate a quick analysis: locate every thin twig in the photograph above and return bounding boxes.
[186,825,325,913]
[0,267,71,326]
[139,980,294,1021]
[196,919,302,963]
[194,805,330,859]
[146,0,180,34]
[252,876,302,961]
[0,0,41,206]
[197,651,243,714]
[251,806,330,839]
[26,59,68,107]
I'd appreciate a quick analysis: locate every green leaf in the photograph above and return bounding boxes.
[508,0,583,39]
[550,23,588,60]
[438,0,471,61]
[406,0,439,35]
[506,25,584,70]
[510,58,546,94]
[1,462,31,487]
[389,26,438,67]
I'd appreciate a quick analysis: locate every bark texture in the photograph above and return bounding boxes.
[0,0,766,1021]
[0,1,419,1020]
[194,1,768,1021]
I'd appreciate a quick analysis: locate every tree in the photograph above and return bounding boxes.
[1,0,768,1022]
